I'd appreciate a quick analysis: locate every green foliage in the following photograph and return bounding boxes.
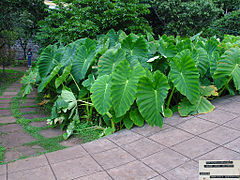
[36,0,152,47]
[137,71,169,127]
[149,0,222,36]
[207,10,240,39]
[214,47,240,90]
[21,29,240,139]
[169,54,200,103]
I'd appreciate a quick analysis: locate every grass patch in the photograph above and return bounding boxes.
[0,69,24,96]
[11,94,66,154]
[0,146,6,163]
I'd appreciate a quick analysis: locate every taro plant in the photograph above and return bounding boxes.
[21,30,240,139]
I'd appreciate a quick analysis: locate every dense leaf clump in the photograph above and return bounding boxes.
[21,30,240,138]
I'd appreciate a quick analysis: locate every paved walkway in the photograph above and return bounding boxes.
[0,94,240,179]
[0,69,73,164]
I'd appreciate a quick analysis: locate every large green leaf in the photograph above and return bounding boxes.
[90,75,112,115]
[111,60,145,117]
[38,45,59,78]
[192,48,209,76]
[123,113,134,130]
[98,48,125,76]
[169,54,200,103]
[71,39,97,82]
[38,64,61,92]
[178,97,214,116]
[214,47,240,90]
[129,108,144,127]
[121,34,148,67]
[82,74,95,91]
[158,39,177,58]
[55,64,72,88]
[106,29,119,48]
[137,71,169,127]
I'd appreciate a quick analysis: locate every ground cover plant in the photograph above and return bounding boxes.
[21,30,240,138]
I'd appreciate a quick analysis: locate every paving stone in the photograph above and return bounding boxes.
[39,128,63,138]
[16,146,44,156]
[198,109,238,125]
[0,96,14,98]
[0,104,10,108]
[22,113,46,119]
[92,147,135,170]
[29,121,47,127]
[122,138,165,159]
[8,165,55,180]
[0,109,12,116]
[5,87,19,91]
[218,101,240,114]
[51,155,102,180]
[0,164,6,175]
[223,116,240,130]
[20,107,38,113]
[162,161,198,180]
[199,126,240,145]
[195,147,240,161]
[60,137,83,147]
[211,96,232,107]
[1,131,35,147]
[151,175,167,180]
[2,92,18,96]
[131,123,169,137]
[164,113,193,126]
[8,155,48,173]
[0,174,6,180]
[107,160,158,180]
[82,138,117,154]
[75,171,111,180]
[0,124,22,133]
[4,150,22,162]
[0,99,11,104]
[176,117,218,135]
[46,145,87,164]
[171,137,218,159]
[149,127,194,147]
[228,95,240,102]
[0,116,16,123]
[142,148,189,174]
[106,129,142,146]
[224,137,240,153]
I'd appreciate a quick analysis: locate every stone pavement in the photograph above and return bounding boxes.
[0,70,66,164]
[0,95,240,179]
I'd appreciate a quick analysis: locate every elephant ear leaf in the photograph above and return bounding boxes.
[90,75,112,115]
[169,54,200,103]
[214,47,240,90]
[123,113,133,130]
[38,64,61,92]
[121,34,148,67]
[38,45,59,78]
[111,59,145,117]
[178,97,214,116]
[137,71,169,127]
[98,48,125,76]
[71,38,96,82]
[158,39,177,58]
[55,64,72,88]
[192,48,209,77]
[129,108,144,127]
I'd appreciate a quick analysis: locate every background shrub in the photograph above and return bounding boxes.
[36,0,152,48]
